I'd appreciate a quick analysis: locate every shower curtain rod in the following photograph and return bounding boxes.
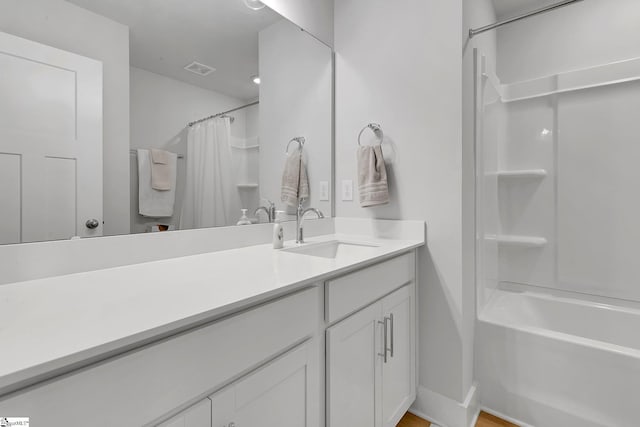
[469,0,584,38]
[188,100,259,127]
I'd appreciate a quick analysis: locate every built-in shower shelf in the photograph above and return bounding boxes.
[489,169,548,179]
[231,144,260,150]
[237,183,259,189]
[484,234,547,248]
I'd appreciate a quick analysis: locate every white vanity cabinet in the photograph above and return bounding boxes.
[380,284,416,426]
[210,341,316,427]
[160,340,317,427]
[0,287,321,427]
[326,253,416,427]
[0,238,422,427]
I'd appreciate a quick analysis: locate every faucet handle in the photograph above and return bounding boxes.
[262,198,275,208]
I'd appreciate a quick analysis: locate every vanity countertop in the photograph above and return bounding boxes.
[0,231,423,395]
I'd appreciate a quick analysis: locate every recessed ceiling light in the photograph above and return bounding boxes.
[251,75,261,85]
[244,0,266,11]
[184,61,216,76]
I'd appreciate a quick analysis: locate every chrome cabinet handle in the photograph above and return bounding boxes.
[377,319,388,363]
[85,219,100,229]
[389,313,394,358]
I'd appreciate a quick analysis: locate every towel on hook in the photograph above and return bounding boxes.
[357,145,389,207]
[150,148,173,190]
[281,149,310,206]
[138,149,177,217]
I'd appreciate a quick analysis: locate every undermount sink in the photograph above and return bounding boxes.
[282,240,380,259]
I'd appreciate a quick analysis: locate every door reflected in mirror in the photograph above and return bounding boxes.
[0,0,332,244]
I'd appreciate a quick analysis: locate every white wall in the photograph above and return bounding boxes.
[259,19,333,216]
[129,67,249,232]
[0,0,130,236]
[261,0,333,47]
[334,0,470,413]
[497,0,640,83]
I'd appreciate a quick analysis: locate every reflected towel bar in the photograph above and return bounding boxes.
[286,137,306,154]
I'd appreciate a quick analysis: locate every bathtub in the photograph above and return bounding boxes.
[476,289,640,427]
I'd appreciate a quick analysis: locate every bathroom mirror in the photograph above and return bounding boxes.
[0,0,332,244]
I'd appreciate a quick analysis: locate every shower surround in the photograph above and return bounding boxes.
[474,53,640,426]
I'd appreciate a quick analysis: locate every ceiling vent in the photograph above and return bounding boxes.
[184,61,216,76]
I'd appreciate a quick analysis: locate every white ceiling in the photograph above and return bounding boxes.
[66,0,283,101]
[492,0,565,19]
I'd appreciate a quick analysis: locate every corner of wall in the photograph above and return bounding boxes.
[260,0,334,47]
[411,382,479,427]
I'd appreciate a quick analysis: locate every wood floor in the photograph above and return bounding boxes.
[397,411,518,427]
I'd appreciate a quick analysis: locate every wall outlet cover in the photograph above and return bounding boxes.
[319,181,329,201]
[341,180,353,201]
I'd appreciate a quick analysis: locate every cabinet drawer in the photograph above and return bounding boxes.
[0,287,320,427]
[325,252,415,323]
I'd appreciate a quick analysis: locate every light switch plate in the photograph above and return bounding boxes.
[319,181,329,201]
[341,180,353,201]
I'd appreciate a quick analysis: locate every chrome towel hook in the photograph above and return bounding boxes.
[286,136,306,154]
[358,123,384,146]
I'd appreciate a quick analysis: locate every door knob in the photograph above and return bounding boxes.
[85,219,100,229]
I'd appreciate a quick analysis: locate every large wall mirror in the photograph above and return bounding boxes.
[0,0,332,244]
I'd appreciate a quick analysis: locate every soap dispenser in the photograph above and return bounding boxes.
[236,209,252,226]
[273,210,284,249]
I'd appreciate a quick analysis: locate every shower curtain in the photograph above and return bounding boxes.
[180,117,240,229]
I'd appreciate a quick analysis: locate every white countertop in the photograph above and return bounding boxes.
[0,232,423,395]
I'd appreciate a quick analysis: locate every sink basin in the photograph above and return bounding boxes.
[282,240,379,259]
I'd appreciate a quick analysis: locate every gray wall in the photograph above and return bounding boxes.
[334,0,468,407]
[259,19,333,215]
[497,0,640,83]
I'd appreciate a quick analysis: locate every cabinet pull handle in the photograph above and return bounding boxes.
[389,313,394,358]
[377,320,388,363]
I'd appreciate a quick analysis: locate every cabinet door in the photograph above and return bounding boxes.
[327,303,382,427]
[158,399,211,427]
[210,342,315,427]
[380,284,416,427]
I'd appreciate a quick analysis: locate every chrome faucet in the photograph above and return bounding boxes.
[296,199,324,244]
[254,199,276,223]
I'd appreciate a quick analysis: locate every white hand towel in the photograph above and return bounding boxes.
[281,150,310,206]
[137,149,177,217]
[357,145,389,207]
[150,148,172,190]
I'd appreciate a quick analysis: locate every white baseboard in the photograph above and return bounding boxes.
[479,406,534,427]
[410,383,479,427]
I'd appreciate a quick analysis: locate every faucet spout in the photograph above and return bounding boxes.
[255,200,277,223]
[254,206,271,223]
[296,200,324,244]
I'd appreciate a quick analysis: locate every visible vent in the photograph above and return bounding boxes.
[184,61,216,76]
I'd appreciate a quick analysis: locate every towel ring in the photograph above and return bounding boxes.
[358,123,383,146]
[286,136,306,154]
